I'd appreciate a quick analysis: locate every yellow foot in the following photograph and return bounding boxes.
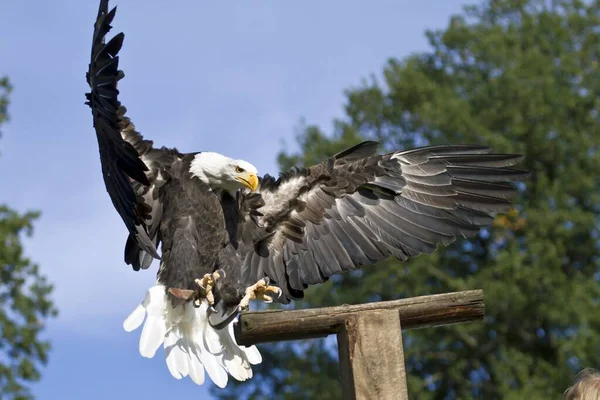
[195,271,221,306]
[239,278,282,310]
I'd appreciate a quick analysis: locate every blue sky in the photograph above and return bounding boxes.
[0,1,468,399]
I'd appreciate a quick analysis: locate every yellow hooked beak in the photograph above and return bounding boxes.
[236,172,259,192]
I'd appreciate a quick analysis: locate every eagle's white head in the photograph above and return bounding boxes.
[190,152,259,194]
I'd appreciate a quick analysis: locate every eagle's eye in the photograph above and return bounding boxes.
[235,166,245,173]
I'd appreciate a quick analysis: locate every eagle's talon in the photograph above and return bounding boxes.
[266,285,282,298]
[195,271,222,306]
[239,278,282,310]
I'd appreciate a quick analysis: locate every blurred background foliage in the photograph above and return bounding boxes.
[0,77,57,399]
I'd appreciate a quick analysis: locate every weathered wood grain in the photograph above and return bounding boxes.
[234,289,484,346]
[338,310,408,400]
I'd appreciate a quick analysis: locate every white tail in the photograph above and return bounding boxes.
[123,284,262,388]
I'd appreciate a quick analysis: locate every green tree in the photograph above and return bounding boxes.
[213,0,600,398]
[0,77,57,399]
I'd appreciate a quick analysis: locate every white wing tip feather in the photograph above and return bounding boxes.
[123,284,262,388]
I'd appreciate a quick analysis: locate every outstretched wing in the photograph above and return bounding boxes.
[240,141,527,302]
[85,0,178,270]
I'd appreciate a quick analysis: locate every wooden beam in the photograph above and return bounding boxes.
[337,310,408,400]
[234,289,484,346]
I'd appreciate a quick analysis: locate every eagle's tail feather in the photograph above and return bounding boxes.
[123,284,261,388]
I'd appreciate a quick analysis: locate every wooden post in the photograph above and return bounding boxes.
[338,310,408,400]
[234,289,484,399]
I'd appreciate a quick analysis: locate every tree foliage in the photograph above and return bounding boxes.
[213,0,600,398]
[0,77,11,139]
[0,77,57,399]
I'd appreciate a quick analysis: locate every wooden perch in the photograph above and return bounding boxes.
[338,310,408,400]
[234,289,484,346]
[234,289,484,400]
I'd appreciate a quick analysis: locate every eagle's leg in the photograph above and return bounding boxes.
[239,278,282,310]
[195,271,222,306]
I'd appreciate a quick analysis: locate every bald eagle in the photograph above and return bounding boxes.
[86,0,527,389]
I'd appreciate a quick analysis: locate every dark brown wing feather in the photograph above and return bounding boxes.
[85,0,178,270]
[239,141,527,302]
